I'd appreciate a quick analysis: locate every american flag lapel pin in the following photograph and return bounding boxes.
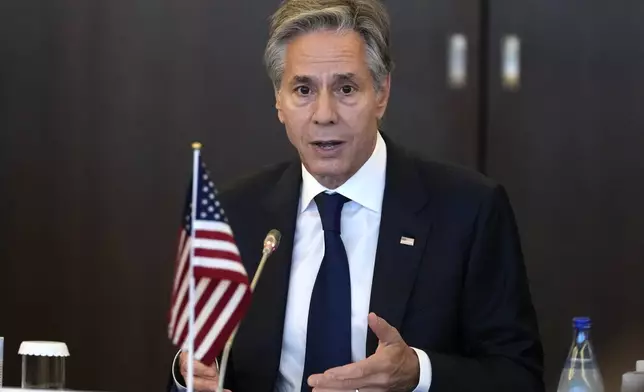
[400,236,415,246]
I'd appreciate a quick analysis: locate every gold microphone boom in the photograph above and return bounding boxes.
[217,229,282,392]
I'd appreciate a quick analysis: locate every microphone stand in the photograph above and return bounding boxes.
[216,230,281,392]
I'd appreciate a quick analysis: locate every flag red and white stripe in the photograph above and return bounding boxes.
[168,159,252,366]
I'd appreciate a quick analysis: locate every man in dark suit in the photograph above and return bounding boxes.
[170,0,544,391]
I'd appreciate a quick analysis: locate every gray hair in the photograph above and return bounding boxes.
[264,0,394,91]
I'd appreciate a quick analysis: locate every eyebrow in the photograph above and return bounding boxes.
[291,75,313,85]
[333,73,357,84]
[290,73,358,86]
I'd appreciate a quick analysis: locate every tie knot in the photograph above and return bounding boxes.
[314,192,349,233]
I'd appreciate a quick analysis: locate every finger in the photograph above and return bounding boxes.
[320,354,387,381]
[193,377,219,392]
[310,374,383,390]
[180,361,218,379]
[181,362,218,380]
[179,351,188,369]
[309,365,387,389]
[198,360,219,377]
[180,357,218,378]
[368,312,403,346]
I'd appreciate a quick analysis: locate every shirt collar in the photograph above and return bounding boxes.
[299,132,387,214]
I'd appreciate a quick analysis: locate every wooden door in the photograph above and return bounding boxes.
[486,1,644,389]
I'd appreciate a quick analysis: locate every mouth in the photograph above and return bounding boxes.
[310,140,345,151]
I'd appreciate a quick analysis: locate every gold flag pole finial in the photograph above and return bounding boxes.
[192,142,202,150]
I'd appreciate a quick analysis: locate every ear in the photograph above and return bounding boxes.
[275,88,285,124]
[375,74,391,120]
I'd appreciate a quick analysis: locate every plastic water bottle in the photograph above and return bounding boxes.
[621,360,644,392]
[557,317,605,392]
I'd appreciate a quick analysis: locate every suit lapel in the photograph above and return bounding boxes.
[367,140,432,355]
[233,161,301,392]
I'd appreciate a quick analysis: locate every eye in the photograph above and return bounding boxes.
[295,86,311,96]
[340,85,356,95]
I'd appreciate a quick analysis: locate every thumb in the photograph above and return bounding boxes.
[368,312,403,346]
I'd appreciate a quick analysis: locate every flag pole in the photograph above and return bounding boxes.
[187,142,202,392]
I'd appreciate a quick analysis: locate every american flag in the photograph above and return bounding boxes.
[168,159,252,366]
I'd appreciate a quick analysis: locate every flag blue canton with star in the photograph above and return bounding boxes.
[184,162,228,231]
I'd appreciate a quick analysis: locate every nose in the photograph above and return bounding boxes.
[312,89,337,125]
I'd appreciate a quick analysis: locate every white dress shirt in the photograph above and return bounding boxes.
[173,133,431,392]
[275,133,432,392]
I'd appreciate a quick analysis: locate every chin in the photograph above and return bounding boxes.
[307,159,341,172]
[309,164,352,183]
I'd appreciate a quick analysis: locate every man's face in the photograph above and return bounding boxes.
[276,29,390,189]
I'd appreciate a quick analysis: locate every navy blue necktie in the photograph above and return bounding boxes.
[301,192,352,392]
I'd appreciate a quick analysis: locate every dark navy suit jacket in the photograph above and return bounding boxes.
[169,135,544,392]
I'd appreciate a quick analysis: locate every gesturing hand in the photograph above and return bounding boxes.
[307,313,420,392]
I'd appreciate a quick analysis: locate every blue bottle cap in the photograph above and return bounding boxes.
[573,316,592,329]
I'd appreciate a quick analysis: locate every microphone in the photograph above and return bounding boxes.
[252,229,282,291]
[262,229,282,256]
[217,229,282,392]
